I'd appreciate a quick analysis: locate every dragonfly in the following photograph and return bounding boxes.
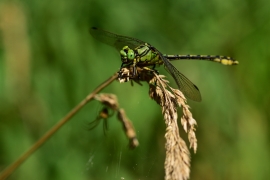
[90,27,238,102]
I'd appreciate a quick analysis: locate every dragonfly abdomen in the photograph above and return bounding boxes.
[164,54,239,65]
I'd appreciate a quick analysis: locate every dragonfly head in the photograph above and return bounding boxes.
[120,46,135,63]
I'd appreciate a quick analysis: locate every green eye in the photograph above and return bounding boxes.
[122,46,129,50]
[120,50,127,58]
[127,49,135,60]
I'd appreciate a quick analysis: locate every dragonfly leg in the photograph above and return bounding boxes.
[132,64,137,77]
[151,64,159,74]
[120,62,125,68]
[144,64,159,74]
[132,59,138,77]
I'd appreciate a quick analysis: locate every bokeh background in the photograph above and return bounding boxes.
[0,0,269,179]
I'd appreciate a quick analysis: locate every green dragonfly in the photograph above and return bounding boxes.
[90,27,238,102]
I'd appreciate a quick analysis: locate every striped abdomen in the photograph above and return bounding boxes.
[164,54,239,65]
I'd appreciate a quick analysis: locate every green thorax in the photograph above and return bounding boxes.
[120,44,163,66]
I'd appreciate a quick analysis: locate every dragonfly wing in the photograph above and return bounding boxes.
[153,48,202,101]
[90,27,145,51]
[90,27,201,101]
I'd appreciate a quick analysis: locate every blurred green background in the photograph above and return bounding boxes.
[0,0,269,179]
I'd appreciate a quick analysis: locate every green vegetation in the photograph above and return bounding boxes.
[0,0,269,179]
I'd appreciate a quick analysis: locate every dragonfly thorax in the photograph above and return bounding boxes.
[119,44,161,65]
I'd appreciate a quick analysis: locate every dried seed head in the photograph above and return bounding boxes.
[117,108,139,148]
[93,93,139,148]
[94,93,119,110]
[117,66,198,179]
[147,72,198,180]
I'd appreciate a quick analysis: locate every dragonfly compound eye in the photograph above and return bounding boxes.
[122,46,129,50]
[120,49,127,60]
[127,49,135,60]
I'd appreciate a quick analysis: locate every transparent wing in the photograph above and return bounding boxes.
[90,27,201,101]
[154,48,202,102]
[89,27,145,51]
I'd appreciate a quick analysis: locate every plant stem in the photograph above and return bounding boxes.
[0,72,118,180]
